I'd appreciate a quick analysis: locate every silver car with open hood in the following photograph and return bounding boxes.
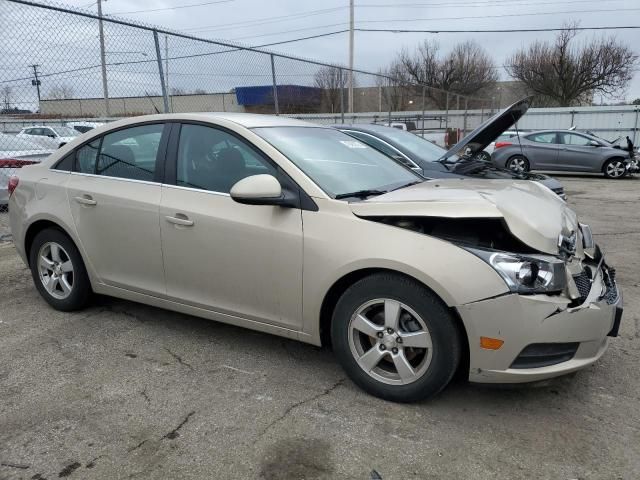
[8,112,623,402]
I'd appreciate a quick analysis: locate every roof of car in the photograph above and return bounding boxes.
[117,112,319,128]
[332,123,398,133]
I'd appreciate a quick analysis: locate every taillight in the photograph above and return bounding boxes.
[8,176,19,197]
[494,141,512,149]
[0,158,38,168]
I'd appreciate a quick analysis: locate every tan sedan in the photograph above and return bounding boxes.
[8,113,623,402]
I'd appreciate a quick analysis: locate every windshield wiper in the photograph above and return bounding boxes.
[334,189,387,199]
[389,180,422,192]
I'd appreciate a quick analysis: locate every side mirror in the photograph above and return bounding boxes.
[588,140,600,147]
[230,174,296,207]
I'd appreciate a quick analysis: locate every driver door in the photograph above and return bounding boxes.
[159,123,304,330]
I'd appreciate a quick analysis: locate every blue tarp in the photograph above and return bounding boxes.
[235,85,321,106]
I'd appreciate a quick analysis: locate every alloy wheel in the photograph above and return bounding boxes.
[348,298,433,385]
[37,241,74,300]
[508,157,527,173]
[605,160,626,178]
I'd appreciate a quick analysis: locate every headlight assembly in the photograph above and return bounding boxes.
[466,247,566,294]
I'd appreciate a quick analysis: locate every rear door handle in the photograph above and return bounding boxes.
[165,214,194,227]
[74,195,97,206]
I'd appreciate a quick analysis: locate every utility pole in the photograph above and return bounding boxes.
[348,0,354,113]
[165,35,170,112]
[31,64,41,110]
[97,0,110,117]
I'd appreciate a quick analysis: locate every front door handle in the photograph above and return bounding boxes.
[165,214,194,227]
[74,195,97,206]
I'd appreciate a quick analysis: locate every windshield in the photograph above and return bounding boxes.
[0,134,48,152]
[377,128,452,162]
[253,127,421,198]
[52,126,79,137]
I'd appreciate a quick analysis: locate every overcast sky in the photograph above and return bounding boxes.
[89,0,640,101]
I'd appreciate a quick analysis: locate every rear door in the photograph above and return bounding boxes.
[523,132,561,169]
[66,123,169,295]
[557,132,603,172]
[159,122,304,329]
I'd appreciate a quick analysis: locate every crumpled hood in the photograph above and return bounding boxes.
[350,178,577,255]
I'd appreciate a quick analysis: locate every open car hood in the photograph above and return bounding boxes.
[439,97,531,161]
[350,178,577,255]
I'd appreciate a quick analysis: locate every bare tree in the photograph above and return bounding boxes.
[506,25,638,106]
[395,40,498,108]
[1,86,13,110]
[47,84,75,99]
[376,60,415,111]
[314,66,347,113]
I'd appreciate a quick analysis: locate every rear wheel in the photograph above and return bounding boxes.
[331,273,461,402]
[506,155,529,173]
[603,158,627,179]
[29,228,91,311]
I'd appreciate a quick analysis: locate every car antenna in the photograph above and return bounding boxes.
[513,113,525,165]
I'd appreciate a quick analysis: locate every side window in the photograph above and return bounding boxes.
[560,133,592,146]
[527,132,557,144]
[176,124,276,193]
[43,128,55,138]
[96,124,163,181]
[75,139,100,174]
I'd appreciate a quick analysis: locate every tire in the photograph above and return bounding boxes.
[477,151,491,162]
[603,158,627,179]
[29,228,91,311]
[331,273,461,402]
[506,155,529,173]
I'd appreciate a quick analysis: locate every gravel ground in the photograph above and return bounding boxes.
[0,175,639,480]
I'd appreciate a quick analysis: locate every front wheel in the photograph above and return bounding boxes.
[476,151,491,162]
[29,228,91,311]
[331,273,461,402]
[603,158,627,179]
[506,155,529,173]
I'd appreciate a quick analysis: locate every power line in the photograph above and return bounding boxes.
[183,7,346,33]
[107,0,235,16]
[357,0,626,7]
[357,25,640,33]
[356,7,640,25]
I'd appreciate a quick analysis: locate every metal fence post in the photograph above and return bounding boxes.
[421,86,426,132]
[270,54,279,115]
[152,30,169,114]
[463,97,468,136]
[634,107,639,145]
[339,68,345,123]
[444,91,449,134]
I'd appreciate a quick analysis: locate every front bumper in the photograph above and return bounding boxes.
[458,256,622,384]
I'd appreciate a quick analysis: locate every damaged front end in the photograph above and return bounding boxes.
[365,214,623,383]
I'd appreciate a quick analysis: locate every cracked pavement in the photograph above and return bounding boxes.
[0,175,639,479]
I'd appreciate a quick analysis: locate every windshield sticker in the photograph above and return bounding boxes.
[339,140,367,149]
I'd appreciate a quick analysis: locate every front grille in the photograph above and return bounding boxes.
[572,271,591,303]
[511,342,580,369]
[602,267,619,305]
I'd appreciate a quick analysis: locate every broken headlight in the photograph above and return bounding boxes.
[466,248,566,294]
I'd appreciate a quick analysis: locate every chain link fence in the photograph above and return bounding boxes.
[0,0,491,140]
[1,0,638,159]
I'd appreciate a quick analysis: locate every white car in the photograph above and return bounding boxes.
[17,125,79,149]
[66,121,105,134]
[480,130,521,160]
[0,134,52,208]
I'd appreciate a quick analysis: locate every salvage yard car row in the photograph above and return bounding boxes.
[5,98,624,402]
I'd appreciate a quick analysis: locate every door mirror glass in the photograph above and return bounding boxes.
[588,140,600,147]
[230,174,287,206]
